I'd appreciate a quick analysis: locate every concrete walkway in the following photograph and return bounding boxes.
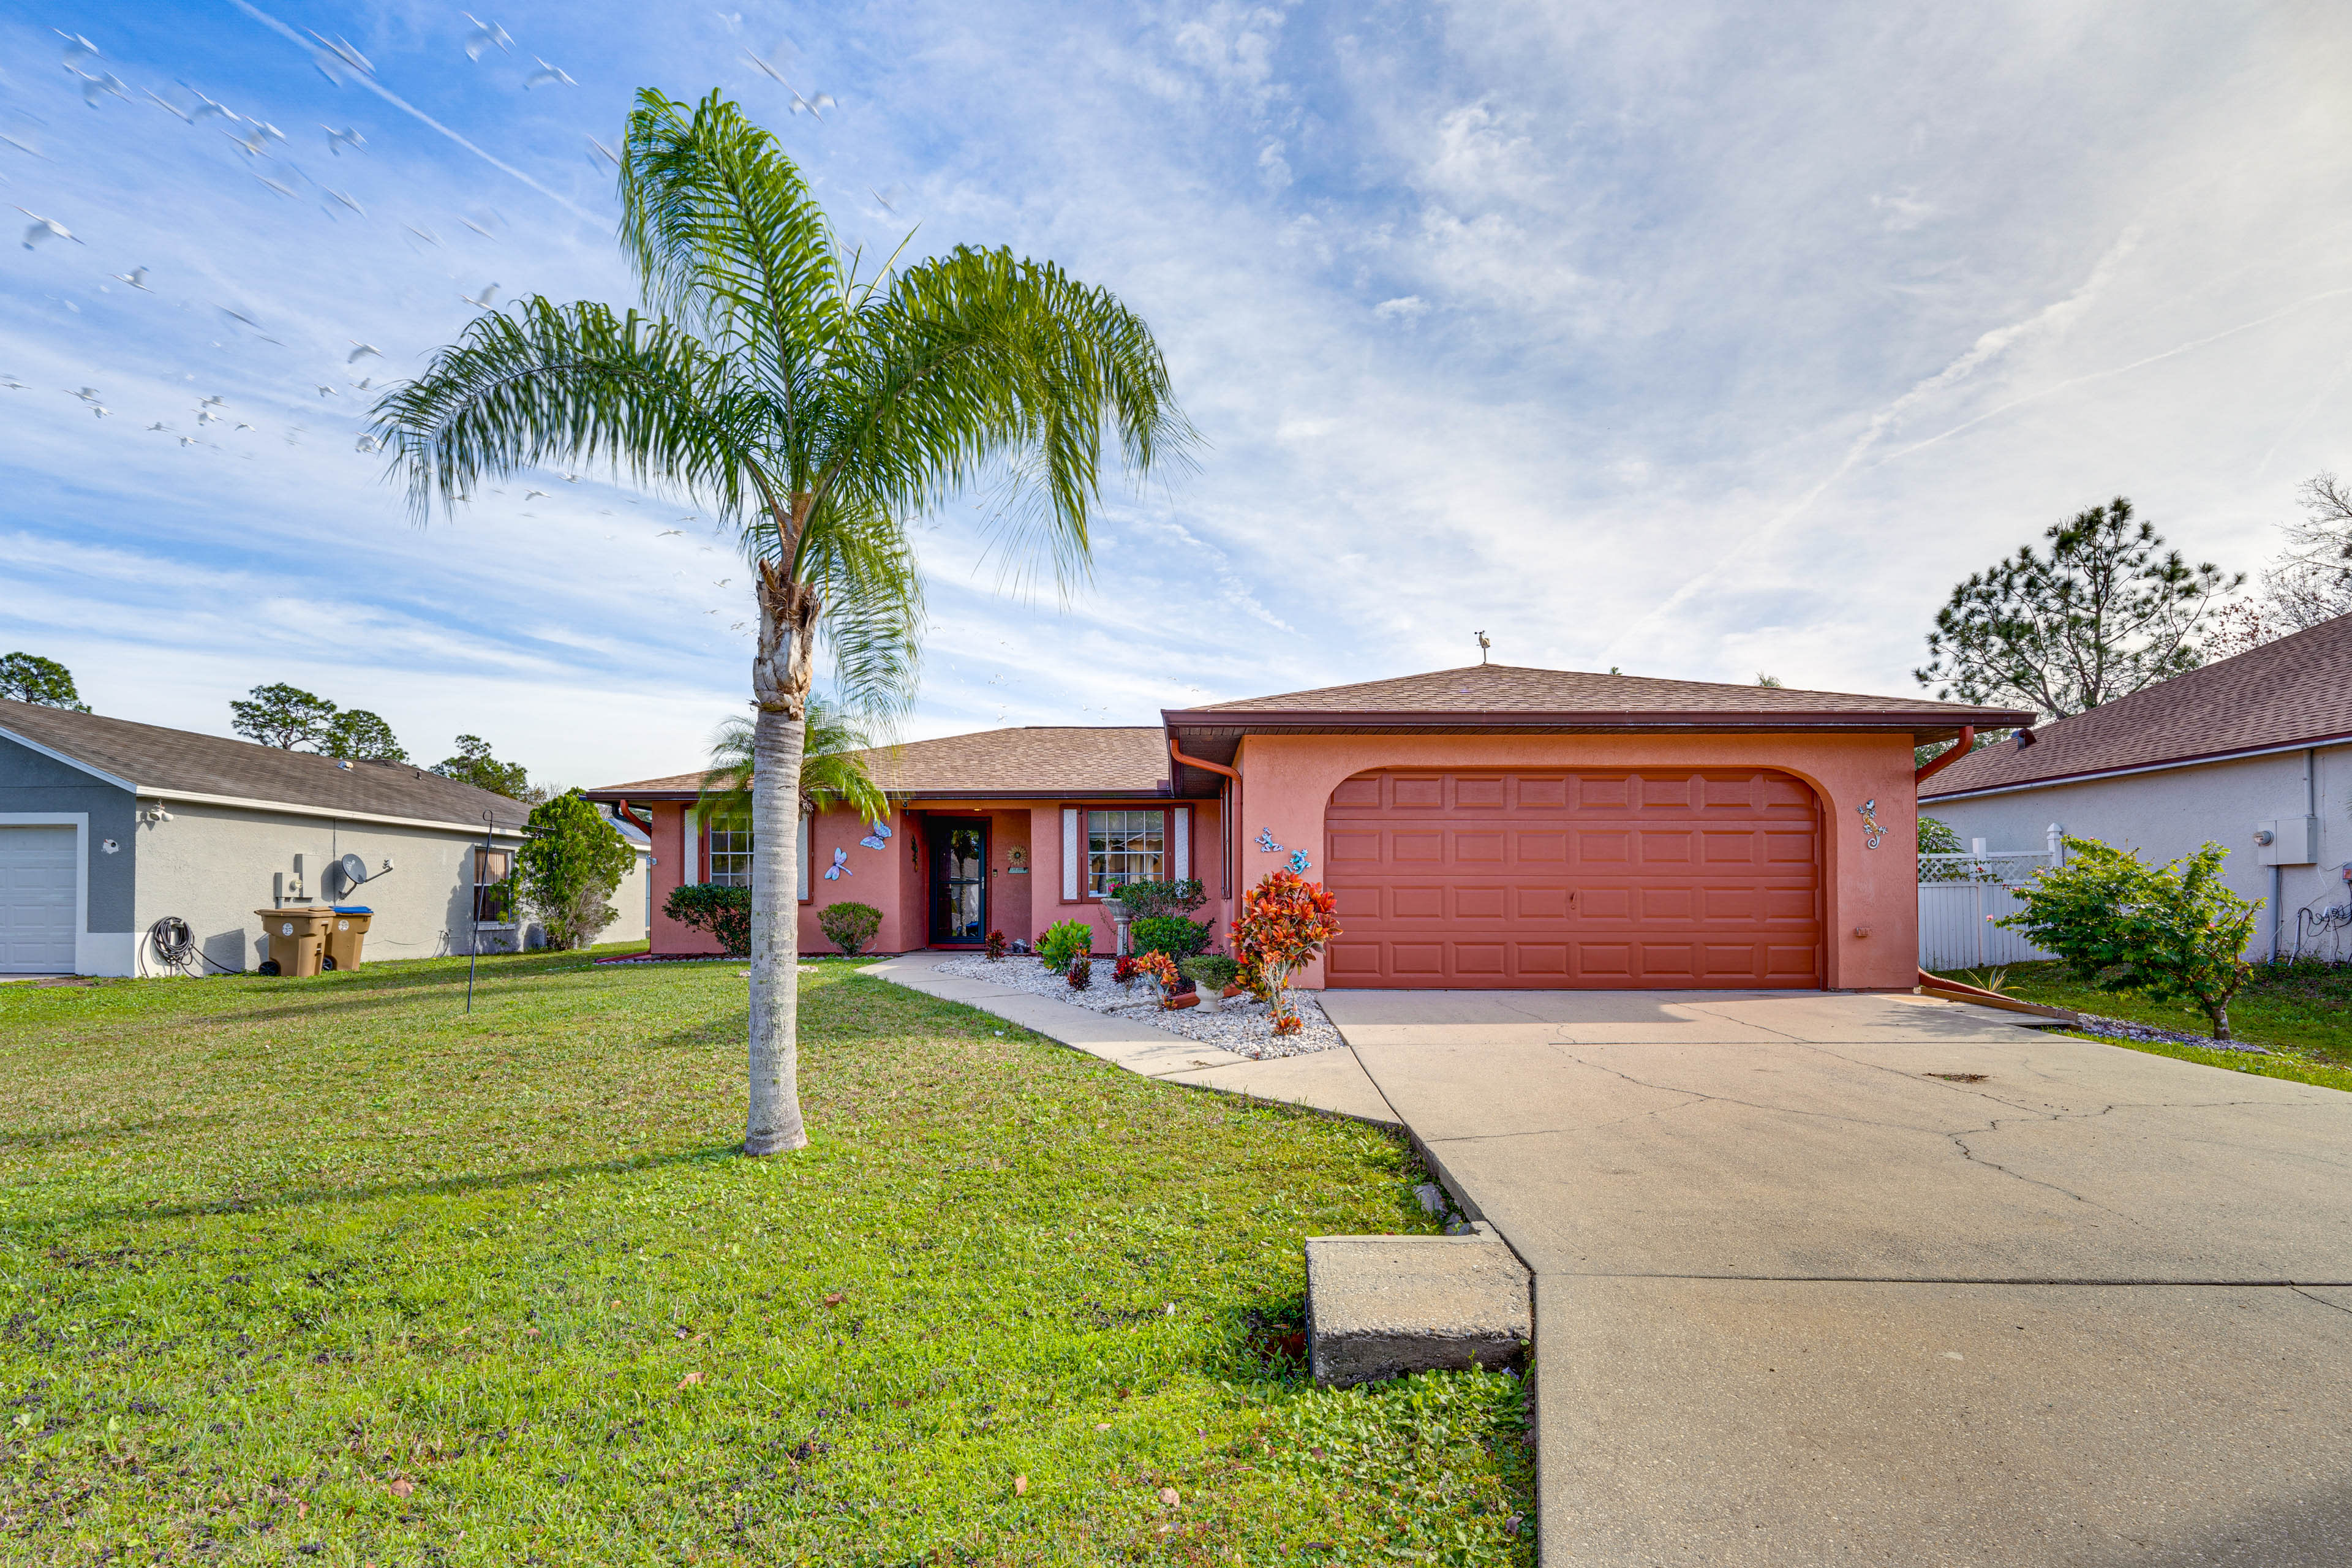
[1320,988,2352,1567]
[864,953,1400,1126]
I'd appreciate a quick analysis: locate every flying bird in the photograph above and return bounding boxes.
[405,224,442,247]
[524,58,575,89]
[110,266,149,290]
[656,528,683,537]
[71,385,102,403]
[870,186,899,214]
[308,32,374,82]
[348,341,382,363]
[351,377,374,391]
[459,216,496,239]
[730,620,746,631]
[69,69,129,108]
[744,47,787,84]
[0,377,27,390]
[226,123,271,157]
[235,421,255,431]
[254,174,297,198]
[314,384,337,398]
[524,488,551,500]
[326,188,364,215]
[462,14,512,60]
[355,434,382,453]
[200,394,225,407]
[88,404,110,418]
[790,88,836,119]
[219,306,262,330]
[17,209,81,249]
[587,134,618,168]
[197,408,222,424]
[461,282,499,308]
[56,31,98,67]
[184,88,238,124]
[324,124,365,155]
[145,421,170,432]
[562,472,581,482]
[178,434,199,446]
[145,90,194,123]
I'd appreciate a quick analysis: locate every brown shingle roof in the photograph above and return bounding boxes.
[586,726,1172,802]
[0,698,531,830]
[1922,612,2352,799]
[1175,664,2022,729]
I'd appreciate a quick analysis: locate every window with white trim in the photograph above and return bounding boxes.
[472,847,513,925]
[1086,809,1164,895]
[707,813,753,887]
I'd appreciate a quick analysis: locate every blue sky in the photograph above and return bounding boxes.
[5,1,2350,787]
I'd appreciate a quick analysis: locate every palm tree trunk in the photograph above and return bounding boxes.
[745,559,821,1156]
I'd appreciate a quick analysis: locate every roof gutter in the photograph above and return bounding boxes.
[1912,726,1976,786]
[1164,707,2029,739]
[1170,737,1240,902]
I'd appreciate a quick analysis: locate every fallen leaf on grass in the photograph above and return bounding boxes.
[1013,1474,1027,1496]
[677,1372,704,1388]
[386,1478,413,1498]
[1159,1487,1180,1507]
[822,1292,845,1308]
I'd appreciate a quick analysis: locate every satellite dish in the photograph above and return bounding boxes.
[337,853,369,891]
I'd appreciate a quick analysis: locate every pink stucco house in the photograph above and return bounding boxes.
[584,664,2026,991]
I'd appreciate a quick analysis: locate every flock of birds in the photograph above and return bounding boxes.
[8,15,853,644]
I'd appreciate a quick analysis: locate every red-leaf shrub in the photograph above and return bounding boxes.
[1231,869,1340,1030]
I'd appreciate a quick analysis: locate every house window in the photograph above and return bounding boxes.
[707,814,753,887]
[1087,809,1164,895]
[472,848,513,924]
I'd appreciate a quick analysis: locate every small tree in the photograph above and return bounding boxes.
[0,652,91,711]
[816,901,883,957]
[666,883,752,957]
[1999,838,2261,1041]
[1231,869,1341,1035]
[323,709,409,763]
[232,683,337,749]
[516,790,637,950]
[1915,497,2239,720]
[434,734,536,800]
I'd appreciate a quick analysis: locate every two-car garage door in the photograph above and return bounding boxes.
[0,826,78,973]
[1323,769,1822,989]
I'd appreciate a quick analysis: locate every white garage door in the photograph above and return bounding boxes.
[0,826,78,973]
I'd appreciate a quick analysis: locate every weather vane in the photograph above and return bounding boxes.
[1476,630,1491,665]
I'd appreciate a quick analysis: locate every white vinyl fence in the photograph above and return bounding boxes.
[1918,825,2065,973]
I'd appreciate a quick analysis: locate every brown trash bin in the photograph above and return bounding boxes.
[322,907,374,971]
[254,905,334,977]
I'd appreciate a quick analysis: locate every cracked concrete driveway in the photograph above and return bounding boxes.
[1319,989,2352,1566]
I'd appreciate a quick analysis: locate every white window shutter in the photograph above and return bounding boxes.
[1174,807,1190,881]
[1062,807,1080,901]
[797,809,812,901]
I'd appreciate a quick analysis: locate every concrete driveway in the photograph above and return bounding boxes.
[1319,989,2352,1566]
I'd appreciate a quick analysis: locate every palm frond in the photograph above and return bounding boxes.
[811,245,1197,595]
[369,298,772,523]
[619,89,840,396]
[698,701,888,821]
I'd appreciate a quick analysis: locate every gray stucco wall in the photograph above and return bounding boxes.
[0,733,138,935]
[1924,742,2352,961]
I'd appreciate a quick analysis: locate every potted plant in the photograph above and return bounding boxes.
[1182,954,1238,1013]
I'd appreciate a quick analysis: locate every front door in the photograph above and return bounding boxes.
[927,820,989,946]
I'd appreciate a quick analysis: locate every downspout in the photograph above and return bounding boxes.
[1169,737,1239,902]
[1913,726,1977,786]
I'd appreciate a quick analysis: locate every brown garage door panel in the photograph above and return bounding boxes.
[1322,768,1823,989]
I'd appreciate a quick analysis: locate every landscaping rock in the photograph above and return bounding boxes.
[935,954,1340,1059]
[1305,1232,1531,1387]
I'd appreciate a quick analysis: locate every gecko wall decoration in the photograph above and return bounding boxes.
[1856,798,1885,850]
[1256,828,1281,853]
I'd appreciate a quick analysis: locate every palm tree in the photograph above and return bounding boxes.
[375,90,1190,1155]
[697,701,889,824]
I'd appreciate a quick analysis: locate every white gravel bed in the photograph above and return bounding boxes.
[935,955,1342,1060]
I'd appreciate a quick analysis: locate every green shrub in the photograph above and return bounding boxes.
[1037,919,1094,973]
[663,883,751,957]
[1182,954,1238,993]
[1132,914,1211,962]
[1111,878,1205,919]
[1999,837,2261,1039]
[516,790,638,950]
[817,901,884,957]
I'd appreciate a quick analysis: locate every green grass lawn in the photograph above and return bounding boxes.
[0,951,1532,1566]
[1934,959,2352,1093]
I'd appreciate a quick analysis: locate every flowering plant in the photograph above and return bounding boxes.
[1133,949,1182,1003]
[1231,869,1340,1032]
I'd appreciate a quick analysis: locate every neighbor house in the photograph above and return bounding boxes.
[1922,611,2352,963]
[587,664,2024,990]
[0,699,652,977]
